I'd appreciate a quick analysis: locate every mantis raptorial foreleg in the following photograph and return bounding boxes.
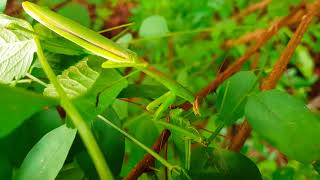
[146,92,176,121]
[22,2,198,114]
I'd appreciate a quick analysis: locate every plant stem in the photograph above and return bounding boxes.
[98,22,135,34]
[33,36,114,180]
[206,122,224,144]
[26,73,48,87]
[185,139,191,170]
[97,114,175,170]
[229,0,320,151]
[143,66,194,103]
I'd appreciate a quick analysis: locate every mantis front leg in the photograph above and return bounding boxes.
[22,2,197,114]
[147,91,176,121]
[103,60,197,114]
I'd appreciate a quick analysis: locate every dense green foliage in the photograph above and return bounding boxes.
[1,0,320,179]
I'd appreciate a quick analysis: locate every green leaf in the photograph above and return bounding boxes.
[116,33,133,48]
[245,90,320,163]
[295,46,314,79]
[0,84,57,137]
[0,108,62,169]
[0,14,36,83]
[120,114,159,176]
[272,167,295,180]
[0,0,7,12]
[15,125,77,180]
[75,66,128,123]
[88,0,104,5]
[0,154,12,180]
[216,71,257,125]
[139,15,169,38]
[55,163,84,180]
[57,2,90,27]
[313,160,320,174]
[77,108,125,179]
[44,57,100,98]
[189,147,262,180]
[44,55,127,121]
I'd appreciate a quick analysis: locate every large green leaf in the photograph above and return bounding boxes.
[120,113,159,176]
[0,14,36,83]
[73,58,128,122]
[0,108,62,167]
[0,84,57,137]
[216,71,257,125]
[43,56,100,98]
[44,56,127,114]
[245,90,320,163]
[77,108,125,179]
[44,56,127,177]
[0,152,12,180]
[189,147,262,180]
[15,125,77,180]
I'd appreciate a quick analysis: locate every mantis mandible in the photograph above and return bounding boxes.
[22,2,197,114]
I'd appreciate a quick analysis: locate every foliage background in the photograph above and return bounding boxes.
[2,0,320,179]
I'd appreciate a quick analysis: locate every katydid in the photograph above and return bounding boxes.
[22,2,196,113]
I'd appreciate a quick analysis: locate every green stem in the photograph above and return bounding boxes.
[6,23,45,39]
[142,66,194,104]
[97,114,176,170]
[33,36,114,180]
[185,139,191,170]
[98,22,135,34]
[25,73,48,87]
[206,123,224,145]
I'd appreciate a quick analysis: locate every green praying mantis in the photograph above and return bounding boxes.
[22,2,197,118]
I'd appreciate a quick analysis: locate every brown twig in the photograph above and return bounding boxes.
[51,0,71,11]
[229,0,319,152]
[4,0,22,16]
[224,3,306,48]
[124,129,171,180]
[124,1,309,178]
[223,29,266,48]
[180,3,306,111]
[232,0,272,21]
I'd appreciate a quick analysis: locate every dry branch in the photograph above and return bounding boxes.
[180,2,306,111]
[124,129,171,180]
[232,0,272,21]
[125,1,313,178]
[224,3,306,48]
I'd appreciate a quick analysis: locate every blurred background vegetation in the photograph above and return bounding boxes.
[3,0,320,179]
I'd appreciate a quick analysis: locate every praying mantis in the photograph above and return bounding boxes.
[22,2,197,117]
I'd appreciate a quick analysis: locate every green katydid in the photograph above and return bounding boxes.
[22,2,197,115]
